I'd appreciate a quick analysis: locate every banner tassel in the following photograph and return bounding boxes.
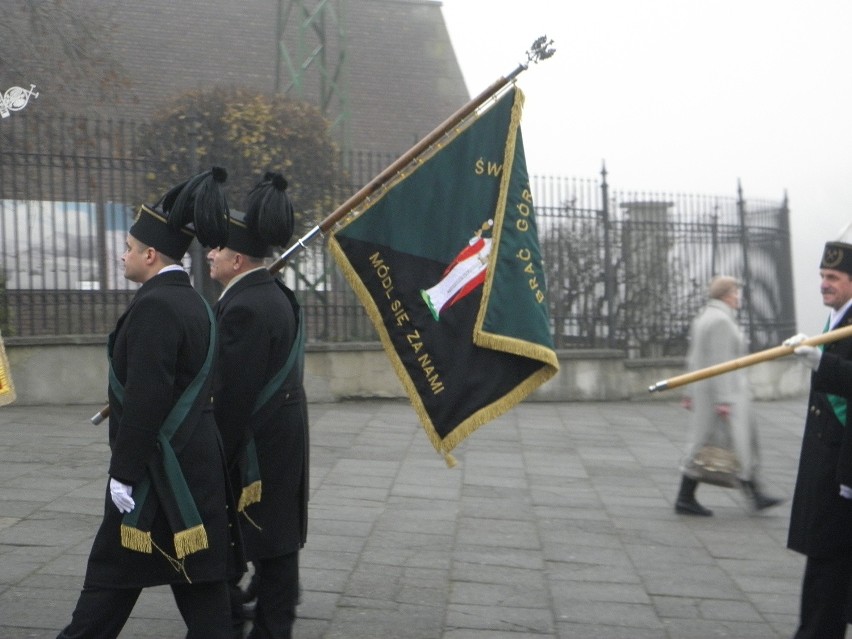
[442,449,458,468]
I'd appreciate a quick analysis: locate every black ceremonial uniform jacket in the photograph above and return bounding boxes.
[213,269,309,560]
[86,270,243,587]
[788,307,852,558]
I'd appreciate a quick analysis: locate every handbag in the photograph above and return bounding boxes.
[686,445,741,488]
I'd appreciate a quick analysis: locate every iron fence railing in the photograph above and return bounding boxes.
[0,116,795,355]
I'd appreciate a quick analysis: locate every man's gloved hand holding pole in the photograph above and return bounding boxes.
[784,333,822,371]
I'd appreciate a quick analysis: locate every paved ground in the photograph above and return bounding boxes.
[0,397,808,639]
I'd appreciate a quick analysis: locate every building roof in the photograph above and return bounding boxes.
[96,0,470,156]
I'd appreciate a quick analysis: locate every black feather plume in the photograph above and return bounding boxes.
[245,171,294,247]
[166,167,231,248]
[158,178,190,217]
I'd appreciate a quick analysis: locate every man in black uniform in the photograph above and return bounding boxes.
[207,172,308,639]
[785,231,852,639]
[57,168,244,639]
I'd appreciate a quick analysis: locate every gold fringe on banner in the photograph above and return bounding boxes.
[442,87,558,455]
[238,480,262,512]
[174,524,209,559]
[120,524,153,554]
[0,330,16,407]
[327,87,558,463]
[441,449,458,468]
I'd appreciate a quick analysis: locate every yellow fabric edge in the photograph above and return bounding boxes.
[327,236,447,457]
[238,480,262,512]
[441,362,558,453]
[328,85,517,236]
[326,84,558,462]
[120,524,153,554]
[0,332,16,407]
[173,524,209,559]
[474,87,523,334]
[472,88,559,371]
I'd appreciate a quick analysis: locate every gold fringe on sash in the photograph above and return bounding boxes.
[120,524,153,554]
[238,480,262,512]
[173,524,209,559]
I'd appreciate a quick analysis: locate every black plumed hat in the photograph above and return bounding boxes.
[226,171,295,258]
[130,205,195,261]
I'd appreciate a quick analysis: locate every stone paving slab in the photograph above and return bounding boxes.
[0,398,807,638]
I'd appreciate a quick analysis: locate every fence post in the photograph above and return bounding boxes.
[737,180,756,347]
[710,209,719,275]
[778,190,797,333]
[95,120,108,293]
[600,162,615,349]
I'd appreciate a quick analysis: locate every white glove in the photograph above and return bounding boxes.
[793,345,822,371]
[109,478,135,513]
[840,484,852,500]
[783,333,809,348]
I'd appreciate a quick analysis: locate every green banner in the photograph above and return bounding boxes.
[329,87,558,462]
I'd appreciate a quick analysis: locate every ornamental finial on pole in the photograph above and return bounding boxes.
[505,36,555,82]
[526,36,556,66]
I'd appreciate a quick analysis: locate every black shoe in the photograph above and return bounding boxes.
[742,480,784,511]
[752,493,784,511]
[675,475,713,516]
[675,497,713,516]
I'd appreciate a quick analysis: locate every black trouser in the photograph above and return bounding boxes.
[247,551,299,639]
[58,580,232,639]
[793,553,852,639]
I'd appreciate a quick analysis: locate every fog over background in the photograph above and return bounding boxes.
[441,0,852,337]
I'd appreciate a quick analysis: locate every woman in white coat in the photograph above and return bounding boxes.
[676,275,783,516]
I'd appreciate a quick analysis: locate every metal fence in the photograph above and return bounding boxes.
[0,116,795,355]
[532,170,795,355]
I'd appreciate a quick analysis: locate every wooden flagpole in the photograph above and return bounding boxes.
[647,324,852,393]
[91,36,556,425]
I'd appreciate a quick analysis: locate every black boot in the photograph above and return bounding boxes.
[675,475,713,516]
[741,480,784,511]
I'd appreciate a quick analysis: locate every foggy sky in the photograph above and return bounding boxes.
[441,0,852,336]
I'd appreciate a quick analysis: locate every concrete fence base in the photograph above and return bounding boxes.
[4,338,810,406]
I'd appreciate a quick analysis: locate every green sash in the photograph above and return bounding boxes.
[823,318,847,425]
[238,305,305,515]
[108,300,216,560]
